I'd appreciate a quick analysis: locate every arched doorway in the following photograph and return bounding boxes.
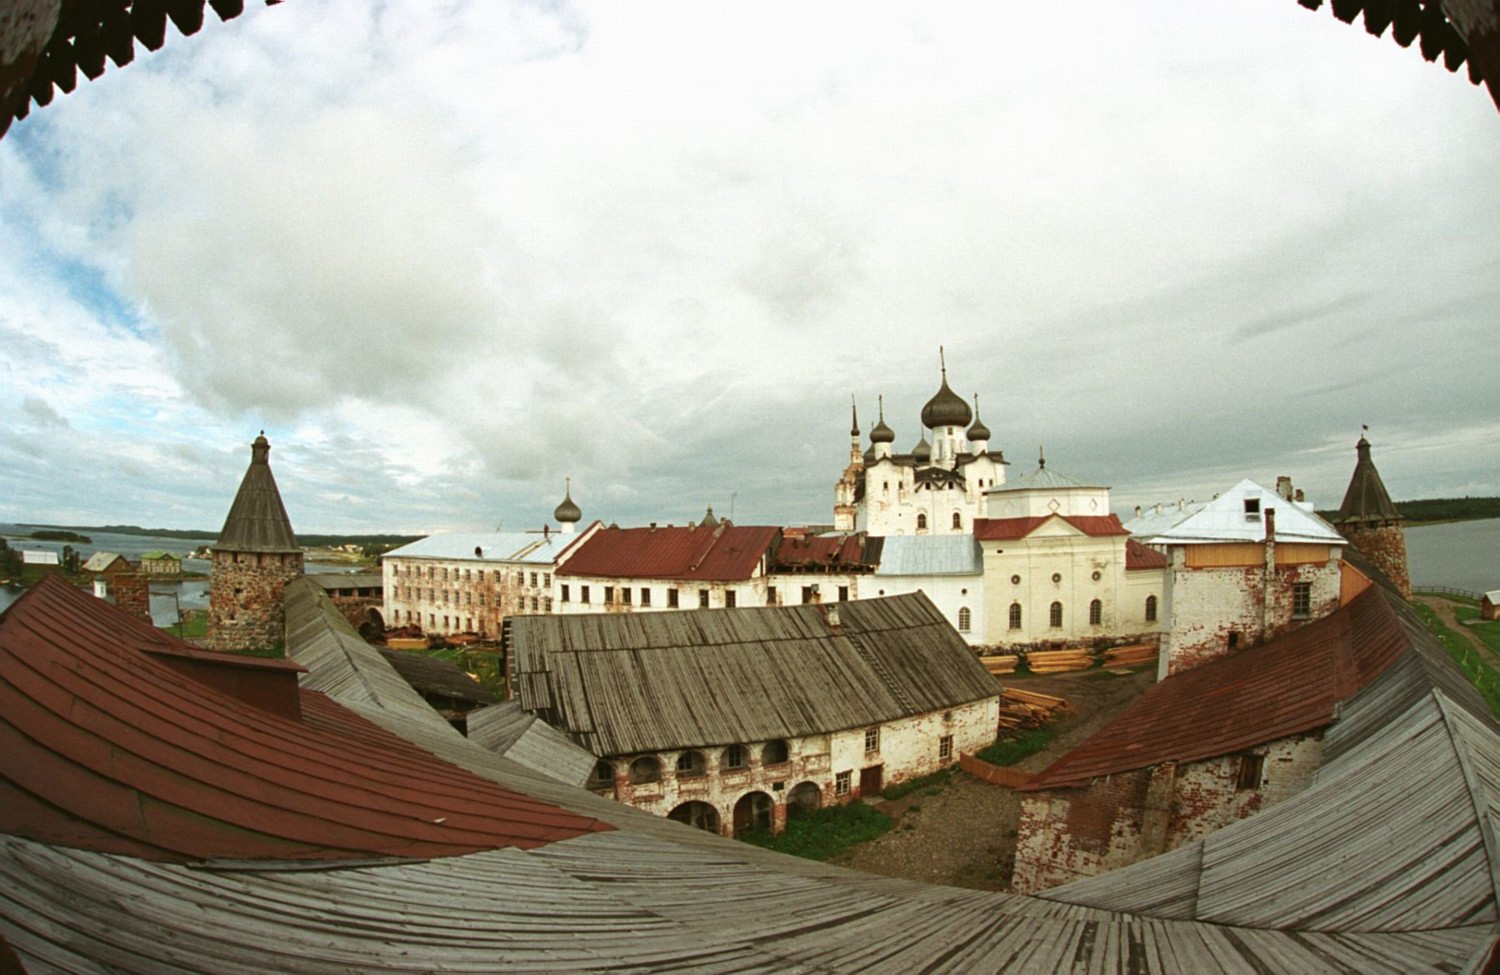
[733,791,774,836]
[667,801,720,834]
[788,782,822,817]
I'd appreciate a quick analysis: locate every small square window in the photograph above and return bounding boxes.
[835,770,851,796]
[864,727,880,755]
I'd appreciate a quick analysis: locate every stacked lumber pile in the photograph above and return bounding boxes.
[1026,648,1094,674]
[978,654,1019,675]
[998,688,1070,731]
[1102,643,1158,668]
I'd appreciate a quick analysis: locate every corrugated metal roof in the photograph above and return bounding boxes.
[1125,538,1168,570]
[1126,479,1345,545]
[772,533,873,571]
[509,593,998,755]
[385,530,582,564]
[0,575,607,862]
[214,435,300,552]
[973,513,1129,541]
[874,534,983,576]
[556,523,780,581]
[1024,585,1406,790]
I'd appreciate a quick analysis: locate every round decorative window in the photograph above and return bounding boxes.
[1011,574,1022,585]
[1052,573,1062,584]
[1091,571,1102,582]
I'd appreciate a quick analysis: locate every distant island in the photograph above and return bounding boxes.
[38,524,420,549]
[1315,496,1500,526]
[26,529,91,543]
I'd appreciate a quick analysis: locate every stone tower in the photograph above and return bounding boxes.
[1334,433,1410,598]
[205,433,304,652]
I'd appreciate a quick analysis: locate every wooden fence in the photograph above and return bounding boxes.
[959,753,1036,788]
[1414,586,1482,600]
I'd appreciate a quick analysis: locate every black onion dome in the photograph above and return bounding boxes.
[870,394,896,444]
[921,372,972,429]
[554,480,582,524]
[912,436,931,463]
[967,395,990,442]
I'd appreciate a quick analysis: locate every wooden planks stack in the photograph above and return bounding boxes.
[979,654,1019,675]
[1102,643,1158,668]
[997,687,1070,731]
[1026,648,1094,674]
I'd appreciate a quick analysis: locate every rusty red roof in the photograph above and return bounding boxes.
[1022,585,1408,790]
[0,576,608,863]
[973,513,1130,541]
[557,523,780,581]
[1125,538,1168,570]
[772,533,873,571]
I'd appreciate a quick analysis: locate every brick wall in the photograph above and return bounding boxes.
[110,568,153,624]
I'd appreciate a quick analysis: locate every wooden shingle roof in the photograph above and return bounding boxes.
[214,433,299,553]
[509,593,999,756]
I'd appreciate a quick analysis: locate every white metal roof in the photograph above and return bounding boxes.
[987,465,1102,493]
[874,534,983,576]
[1125,479,1345,546]
[384,531,581,565]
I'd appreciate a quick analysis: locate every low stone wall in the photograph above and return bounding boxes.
[959,753,1035,788]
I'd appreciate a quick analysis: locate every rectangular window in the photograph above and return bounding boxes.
[516,571,524,586]
[864,726,880,755]
[724,744,746,769]
[543,573,551,587]
[530,597,539,611]
[767,585,778,605]
[641,588,651,607]
[1292,582,1312,619]
[699,589,710,608]
[581,585,591,604]
[1236,754,1264,790]
[802,585,814,604]
[530,572,539,587]
[544,597,552,612]
[939,735,953,761]
[668,588,679,608]
[622,587,632,605]
[604,585,615,604]
[561,584,570,603]
[835,770,851,796]
[478,570,484,582]
[838,585,849,602]
[725,590,736,608]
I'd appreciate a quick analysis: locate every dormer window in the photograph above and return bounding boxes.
[1244,497,1261,521]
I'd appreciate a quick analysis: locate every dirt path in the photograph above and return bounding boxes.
[829,666,1155,891]
[1417,595,1497,663]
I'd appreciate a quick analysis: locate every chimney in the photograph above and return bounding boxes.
[1134,505,1142,517]
[1276,476,1294,501]
[145,645,307,721]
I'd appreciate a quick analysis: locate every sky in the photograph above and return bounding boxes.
[0,1,1496,536]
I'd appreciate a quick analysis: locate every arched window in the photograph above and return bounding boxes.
[958,607,972,632]
[676,750,707,777]
[761,740,790,765]
[589,760,615,789]
[1009,603,1022,630]
[1146,595,1159,622]
[917,513,928,531]
[629,756,662,785]
[951,512,962,529]
[1089,599,1102,625]
[722,744,747,770]
[1049,601,1063,628]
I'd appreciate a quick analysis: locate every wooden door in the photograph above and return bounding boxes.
[859,764,883,797]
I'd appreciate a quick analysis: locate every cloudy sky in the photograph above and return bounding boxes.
[1,2,1496,536]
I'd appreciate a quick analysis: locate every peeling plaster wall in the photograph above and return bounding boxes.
[383,557,548,637]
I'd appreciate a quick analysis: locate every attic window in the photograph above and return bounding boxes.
[1236,754,1264,790]
[1244,498,1261,521]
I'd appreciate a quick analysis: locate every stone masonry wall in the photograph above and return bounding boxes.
[206,550,304,652]
[1010,732,1324,894]
[1340,523,1411,599]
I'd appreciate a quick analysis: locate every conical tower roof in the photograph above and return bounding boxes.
[214,433,299,553]
[1336,434,1402,525]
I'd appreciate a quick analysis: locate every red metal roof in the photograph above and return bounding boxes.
[1022,585,1409,790]
[973,513,1129,541]
[1125,538,1168,570]
[772,533,870,570]
[557,524,780,581]
[0,576,609,862]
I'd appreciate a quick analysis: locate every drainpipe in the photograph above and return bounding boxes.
[1263,508,1277,641]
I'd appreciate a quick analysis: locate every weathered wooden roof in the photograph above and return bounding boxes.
[214,434,300,553]
[467,701,598,788]
[510,593,1000,756]
[376,648,496,706]
[1337,435,1404,524]
[3,577,1499,972]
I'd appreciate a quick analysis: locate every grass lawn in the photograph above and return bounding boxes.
[1453,606,1500,657]
[883,765,955,801]
[1412,601,1500,718]
[975,727,1054,766]
[738,801,892,860]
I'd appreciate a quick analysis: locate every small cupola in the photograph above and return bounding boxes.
[967,394,990,443]
[554,478,582,533]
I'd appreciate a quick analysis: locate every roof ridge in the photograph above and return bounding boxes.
[1431,691,1500,912]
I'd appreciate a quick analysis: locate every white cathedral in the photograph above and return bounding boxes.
[834,359,1008,535]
